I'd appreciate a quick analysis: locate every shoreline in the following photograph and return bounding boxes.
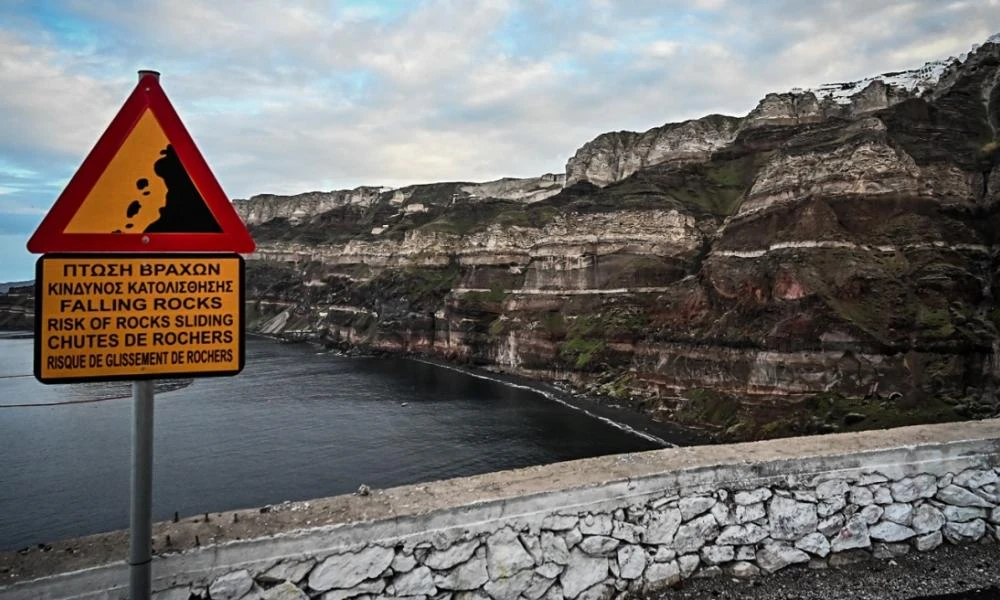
[256,333,709,448]
[408,355,709,447]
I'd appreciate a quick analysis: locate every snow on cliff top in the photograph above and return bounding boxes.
[793,32,999,105]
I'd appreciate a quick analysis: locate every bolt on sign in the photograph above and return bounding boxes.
[27,72,255,383]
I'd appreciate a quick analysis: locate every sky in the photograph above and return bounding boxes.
[1,0,998,282]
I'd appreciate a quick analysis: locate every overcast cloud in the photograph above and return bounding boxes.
[0,0,998,280]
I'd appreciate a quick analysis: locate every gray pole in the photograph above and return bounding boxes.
[129,69,159,600]
[129,379,155,599]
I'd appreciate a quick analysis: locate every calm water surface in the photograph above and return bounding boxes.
[0,335,659,550]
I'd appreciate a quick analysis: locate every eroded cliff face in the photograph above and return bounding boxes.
[564,47,970,188]
[564,115,743,187]
[0,285,33,331]
[240,38,1000,441]
[236,176,567,228]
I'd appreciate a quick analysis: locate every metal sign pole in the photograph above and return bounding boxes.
[129,379,155,599]
[128,69,159,600]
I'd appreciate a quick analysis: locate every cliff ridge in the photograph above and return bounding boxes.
[240,34,1000,441]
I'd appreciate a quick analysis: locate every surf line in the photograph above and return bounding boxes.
[410,358,674,448]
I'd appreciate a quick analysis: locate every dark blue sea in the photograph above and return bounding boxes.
[0,335,665,550]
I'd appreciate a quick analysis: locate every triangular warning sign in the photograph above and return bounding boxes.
[27,72,255,253]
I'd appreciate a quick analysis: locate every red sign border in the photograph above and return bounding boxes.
[33,253,247,384]
[27,74,256,253]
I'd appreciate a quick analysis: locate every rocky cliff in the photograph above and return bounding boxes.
[0,284,34,331]
[564,116,743,186]
[238,35,1000,441]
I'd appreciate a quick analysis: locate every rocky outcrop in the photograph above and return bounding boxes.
[742,91,832,128]
[235,188,385,226]
[243,35,1000,440]
[741,80,920,130]
[461,174,566,203]
[562,75,928,190]
[564,115,742,186]
[564,43,976,189]
[235,176,569,229]
[0,285,33,330]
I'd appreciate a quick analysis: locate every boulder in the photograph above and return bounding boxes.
[816,479,849,500]
[321,579,385,600]
[679,497,716,521]
[882,504,913,526]
[541,532,570,565]
[941,505,987,523]
[890,475,937,503]
[435,557,490,591]
[616,545,646,580]
[395,567,437,596]
[483,570,534,600]
[578,536,619,557]
[426,541,480,570]
[728,561,760,578]
[830,516,870,553]
[913,531,943,552]
[643,509,682,544]
[310,547,394,592]
[678,554,700,578]
[869,521,916,542]
[716,523,767,546]
[559,550,608,599]
[263,582,309,600]
[943,519,987,544]
[936,485,993,508]
[643,561,681,588]
[578,514,613,536]
[209,570,254,600]
[699,545,734,565]
[486,529,536,579]
[735,503,766,524]
[733,488,772,505]
[953,469,998,489]
[673,514,719,554]
[795,533,830,557]
[768,496,818,541]
[912,504,946,534]
[756,544,810,574]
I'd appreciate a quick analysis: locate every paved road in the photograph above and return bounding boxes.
[657,542,998,600]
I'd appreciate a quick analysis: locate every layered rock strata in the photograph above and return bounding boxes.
[0,285,34,330]
[240,37,1000,439]
[564,115,742,186]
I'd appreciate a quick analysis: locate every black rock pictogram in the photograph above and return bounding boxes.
[144,144,222,233]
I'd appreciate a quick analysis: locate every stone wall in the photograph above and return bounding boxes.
[1,421,998,600]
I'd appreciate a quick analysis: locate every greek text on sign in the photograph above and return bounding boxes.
[35,254,245,383]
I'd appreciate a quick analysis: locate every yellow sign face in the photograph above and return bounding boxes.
[35,254,244,383]
[64,111,171,234]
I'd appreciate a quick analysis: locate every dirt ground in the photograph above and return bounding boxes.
[656,540,999,600]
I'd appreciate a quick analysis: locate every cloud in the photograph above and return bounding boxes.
[0,234,36,283]
[0,0,998,282]
[0,30,123,160]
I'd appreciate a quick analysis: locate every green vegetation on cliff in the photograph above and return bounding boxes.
[243,39,1000,442]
